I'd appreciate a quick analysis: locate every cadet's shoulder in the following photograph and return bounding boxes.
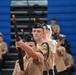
[15,60,19,65]
[2,41,6,44]
[16,60,19,63]
[55,24,60,27]
[2,41,7,44]
[40,40,50,50]
[67,54,73,60]
[60,46,66,50]
[41,41,48,47]
[67,53,72,57]
[43,39,51,43]
[51,40,57,45]
[56,24,59,26]
[42,40,51,47]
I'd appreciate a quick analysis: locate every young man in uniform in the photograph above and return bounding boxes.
[46,25,52,40]
[50,18,60,37]
[59,34,71,54]
[54,35,67,75]
[46,25,58,75]
[65,52,75,75]
[42,23,54,75]
[0,32,8,70]
[12,34,44,75]
[32,22,53,75]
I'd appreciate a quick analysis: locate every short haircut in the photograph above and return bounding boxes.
[0,35,3,38]
[51,17,56,21]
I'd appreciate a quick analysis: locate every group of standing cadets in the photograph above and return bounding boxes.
[54,34,75,75]
[12,19,75,75]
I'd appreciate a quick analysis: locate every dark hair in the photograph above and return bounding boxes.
[39,21,47,29]
[46,27,50,31]
[51,17,56,21]
[0,35,3,38]
[57,38,62,42]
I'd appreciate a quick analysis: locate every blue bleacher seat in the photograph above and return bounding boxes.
[60,28,76,34]
[0,21,10,27]
[65,35,76,41]
[0,0,10,7]
[48,0,73,6]
[73,56,76,64]
[71,48,76,56]
[0,7,10,14]
[48,14,73,21]
[58,21,75,27]
[4,35,11,40]
[0,14,10,21]
[72,7,76,12]
[0,28,10,35]
[48,7,72,13]
[70,42,76,48]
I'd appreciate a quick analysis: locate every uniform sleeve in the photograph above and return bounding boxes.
[57,47,66,57]
[39,43,49,55]
[69,54,74,66]
[0,49,2,56]
[2,42,8,53]
[56,25,60,34]
[4,42,8,52]
[60,47,66,55]
[51,40,57,54]
[34,52,44,64]
[12,60,19,75]
[61,47,67,60]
